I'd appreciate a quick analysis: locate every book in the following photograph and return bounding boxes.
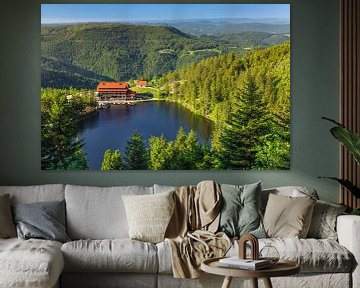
[218,257,271,270]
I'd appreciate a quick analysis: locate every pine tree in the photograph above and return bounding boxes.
[219,75,271,169]
[101,149,125,170]
[124,132,149,170]
[148,135,171,170]
[183,130,202,169]
[168,127,188,169]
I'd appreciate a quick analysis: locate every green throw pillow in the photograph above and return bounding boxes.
[218,182,266,238]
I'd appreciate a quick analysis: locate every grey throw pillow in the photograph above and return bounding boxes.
[0,194,17,238]
[218,182,266,238]
[12,200,70,243]
[307,200,347,240]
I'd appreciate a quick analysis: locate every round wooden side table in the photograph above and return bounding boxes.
[201,257,300,288]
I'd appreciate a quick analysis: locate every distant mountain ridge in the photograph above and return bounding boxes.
[41,23,290,89]
[131,18,290,36]
[136,17,290,24]
[42,18,290,36]
[41,17,290,26]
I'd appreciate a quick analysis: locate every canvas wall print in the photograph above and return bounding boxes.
[41,4,290,170]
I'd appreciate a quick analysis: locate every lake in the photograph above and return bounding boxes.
[78,101,214,169]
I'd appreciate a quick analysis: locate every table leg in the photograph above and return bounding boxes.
[263,277,273,288]
[221,276,233,288]
[251,278,258,288]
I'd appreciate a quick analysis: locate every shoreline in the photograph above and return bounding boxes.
[96,96,216,123]
[97,98,165,106]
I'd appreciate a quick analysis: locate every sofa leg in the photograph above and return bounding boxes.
[251,278,258,288]
[263,277,273,288]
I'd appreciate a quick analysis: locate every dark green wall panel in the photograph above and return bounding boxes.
[0,0,340,202]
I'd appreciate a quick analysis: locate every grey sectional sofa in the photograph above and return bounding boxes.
[0,184,359,288]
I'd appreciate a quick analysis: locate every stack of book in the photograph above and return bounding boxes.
[218,257,271,270]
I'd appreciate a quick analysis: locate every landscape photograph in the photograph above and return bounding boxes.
[41,4,290,170]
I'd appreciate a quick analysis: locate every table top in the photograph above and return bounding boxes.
[201,257,300,278]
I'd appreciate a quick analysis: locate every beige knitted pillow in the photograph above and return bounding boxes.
[122,191,175,243]
[263,193,316,238]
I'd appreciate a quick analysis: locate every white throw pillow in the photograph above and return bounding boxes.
[122,191,175,243]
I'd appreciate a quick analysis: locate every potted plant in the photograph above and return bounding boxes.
[320,117,360,215]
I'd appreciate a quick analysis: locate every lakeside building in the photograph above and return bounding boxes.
[135,80,148,87]
[96,82,136,101]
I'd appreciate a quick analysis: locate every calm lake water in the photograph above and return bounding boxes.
[78,101,214,169]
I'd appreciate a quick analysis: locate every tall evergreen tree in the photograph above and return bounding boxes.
[219,75,270,169]
[124,132,149,170]
[183,130,203,169]
[101,149,125,170]
[148,135,171,170]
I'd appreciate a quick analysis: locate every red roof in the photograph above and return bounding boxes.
[97,82,129,90]
[136,80,147,86]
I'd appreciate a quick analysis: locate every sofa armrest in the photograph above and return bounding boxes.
[337,215,360,288]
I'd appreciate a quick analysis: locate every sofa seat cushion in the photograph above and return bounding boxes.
[62,239,158,273]
[0,238,64,288]
[157,238,353,274]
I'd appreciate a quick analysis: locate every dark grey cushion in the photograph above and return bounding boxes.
[0,194,16,238]
[12,200,70,243]
[218,182,266,238]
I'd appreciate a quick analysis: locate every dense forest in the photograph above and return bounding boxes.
[156,42,290,167]
[41,23,289,89]
[41,41,290,170]
[41,88,96,170]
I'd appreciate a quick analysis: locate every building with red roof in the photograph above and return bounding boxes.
[135,80,148,87]
[96,82,136,101]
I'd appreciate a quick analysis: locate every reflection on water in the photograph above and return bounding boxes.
[78,101,214,169]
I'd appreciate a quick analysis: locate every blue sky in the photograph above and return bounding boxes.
[41,4,290,24]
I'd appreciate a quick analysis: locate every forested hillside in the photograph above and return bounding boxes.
[156,42,290,169]
[41,23,217,86]
[41,23,289,89]
[41,57,114,89]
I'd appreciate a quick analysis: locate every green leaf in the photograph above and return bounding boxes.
[322,117,360,165]
[330,127,360,165]
[319,177,360,199]
[351,208,360,215]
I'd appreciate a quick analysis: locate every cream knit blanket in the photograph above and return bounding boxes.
[165,180,231,279]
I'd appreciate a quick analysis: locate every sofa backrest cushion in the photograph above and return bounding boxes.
[153,184,176,194]
[0,185,65,204]
[65,185,153,239]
